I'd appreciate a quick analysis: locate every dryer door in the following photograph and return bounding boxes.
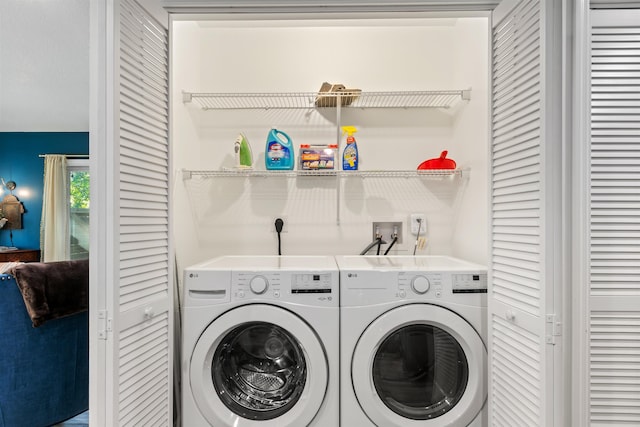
[190,304,328,427]
[352,304,486,427]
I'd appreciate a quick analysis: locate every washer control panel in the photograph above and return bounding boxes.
[291,273,333,294]
[411,275,431,294]
[452,273,488,293]
[249,275,269,294]
[395,271,487,299]
[232,271,336,305]
[398,272,442,298]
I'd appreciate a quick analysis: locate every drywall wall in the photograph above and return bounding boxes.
[171,16,490,274]
[450,18,489,265]
[0,0,89,132]
[0,132,89,249]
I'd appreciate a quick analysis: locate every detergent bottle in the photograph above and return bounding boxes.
[341,126,359,170]
[265,128,294,170]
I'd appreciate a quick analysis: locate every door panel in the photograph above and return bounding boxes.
[490,0,563,425]
[590,9,640,426]
[91,0,172,425]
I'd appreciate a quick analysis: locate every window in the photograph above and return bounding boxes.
[68,159,89,260]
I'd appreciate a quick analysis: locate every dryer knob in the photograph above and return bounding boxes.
[249,276,269,294]
[411,276,430,294]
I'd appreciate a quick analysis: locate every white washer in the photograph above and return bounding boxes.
[182,256,339,427]
[337,255,488,427]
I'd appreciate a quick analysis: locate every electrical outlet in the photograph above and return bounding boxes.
[372,221,403,244]
[410,214,426,235]
[271,217,288,233]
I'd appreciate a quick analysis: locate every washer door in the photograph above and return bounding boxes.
[352,304,486,427]
[190,304,328,427]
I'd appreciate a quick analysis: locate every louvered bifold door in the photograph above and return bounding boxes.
[489,0,563,426]
[93,0,172,425]
[590,9,640,426]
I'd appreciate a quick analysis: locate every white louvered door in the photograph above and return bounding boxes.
[590,9,640,426]
[489,0,563,425]
[90,0,172,425]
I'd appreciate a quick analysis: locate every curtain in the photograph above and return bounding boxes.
[40,155,69,261]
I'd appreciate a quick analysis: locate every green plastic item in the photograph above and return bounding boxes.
[235,133,253,169]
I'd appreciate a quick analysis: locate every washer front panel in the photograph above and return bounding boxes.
[190,304,328,427]
[352,304,486,427]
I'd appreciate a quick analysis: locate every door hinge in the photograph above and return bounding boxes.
[98,309,112,340]
[545,314,561,345]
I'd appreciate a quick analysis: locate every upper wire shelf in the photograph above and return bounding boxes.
[182,89,471,110]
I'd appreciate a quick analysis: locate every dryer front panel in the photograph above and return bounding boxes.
[190,304,328,427]
[352,304,486,427]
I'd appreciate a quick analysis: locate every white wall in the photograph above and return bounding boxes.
[0,0,89,132]
[450,18,490,265]
[172,16,489,277]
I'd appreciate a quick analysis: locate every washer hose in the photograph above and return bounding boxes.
[360,237,386,255]
[383,236,398,255]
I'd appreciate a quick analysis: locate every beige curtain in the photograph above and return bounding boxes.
[40,155,69,261]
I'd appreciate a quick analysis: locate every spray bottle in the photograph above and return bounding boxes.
[341,126,359,170]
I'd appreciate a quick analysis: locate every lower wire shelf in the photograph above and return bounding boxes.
[181,168,469,179]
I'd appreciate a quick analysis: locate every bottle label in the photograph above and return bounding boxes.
[343,145,357,169]
[267,141,291,169]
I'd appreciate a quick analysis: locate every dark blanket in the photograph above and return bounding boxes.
[10,259,89,327]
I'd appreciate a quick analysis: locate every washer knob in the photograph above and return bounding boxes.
[249,276,269,294]
[411,276,430,294]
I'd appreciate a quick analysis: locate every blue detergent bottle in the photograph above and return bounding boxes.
[265,128,294,170]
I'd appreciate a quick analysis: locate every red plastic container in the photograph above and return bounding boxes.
[417,150,457,170]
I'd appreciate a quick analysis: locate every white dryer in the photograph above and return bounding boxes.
[182,256,339,427]
[336,255,488,427]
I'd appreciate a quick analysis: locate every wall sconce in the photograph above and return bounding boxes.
[0,179,24,230]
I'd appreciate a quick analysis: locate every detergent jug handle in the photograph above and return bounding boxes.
[274,129,292,144]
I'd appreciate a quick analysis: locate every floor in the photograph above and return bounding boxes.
[53,411,88,426]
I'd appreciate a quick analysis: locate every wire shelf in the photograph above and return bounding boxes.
[182,168,468,180]
[182,89,471,110]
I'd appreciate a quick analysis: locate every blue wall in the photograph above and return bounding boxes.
[0,133,89,249]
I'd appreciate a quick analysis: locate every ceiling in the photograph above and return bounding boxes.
[0,0,89,132]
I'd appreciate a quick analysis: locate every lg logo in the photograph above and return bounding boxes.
[348,273,358,278]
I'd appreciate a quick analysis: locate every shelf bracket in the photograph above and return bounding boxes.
[462,89,472,101]
[182,91,193,103]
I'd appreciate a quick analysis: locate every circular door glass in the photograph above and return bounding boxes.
[212,321,307,420]
[372,324,468,420]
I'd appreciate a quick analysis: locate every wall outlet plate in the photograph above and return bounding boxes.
[271,217,288,233]
[410,214,426,235]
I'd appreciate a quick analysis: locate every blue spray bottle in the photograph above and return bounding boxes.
[341,126,359,170]
[265,128,294,170]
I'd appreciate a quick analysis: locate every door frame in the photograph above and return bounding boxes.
[571,1,591,426]
[90,0,585,425]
